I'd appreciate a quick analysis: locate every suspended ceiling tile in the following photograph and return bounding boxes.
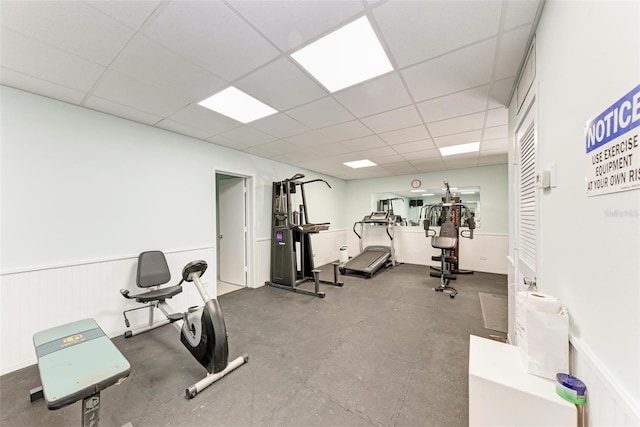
[434,130,483,148]
[392,139,436,154]
[381,161,418,174]
[110,35,226,102]
[244,139,297,157]
[221,126,277,146]
[293,158,335,171]
[167,103,241,135]
[443,156,479,169]
[286,129,331,146]
[143,1,280,81]
[417,85,490,123]
[271,150,323,164]
[84,95,162,125]
[340,135,387,152]
[229,1,365,52]
[155,119,214,140]
[286,96,354,129]
[0,68,85,105]
[354,146,397,158]
[373,0,502,68]
[234,57,326,111]
[334,73,412,118]
[483,125,508,141]
[402,39,495,102]
[481,138,508,151]
[250,113,309,139]
[320,120,372,143]
[207,134,252,151]
[488,77,515,107]
[401,149,441,161]
[369,154,405,165]
[326,151,374,163]
[427,112,486,138]
[308,142,353,157]
[242,145,275,158]
[1,28,105,93]
[1,0,135,66]
[494,26,531,81]
[502,1,540,31]
[84,0,162,31]
[411,159,446,173]
[485,107,508,127]
[378,125,430,145]
[92,70,191,117]
[360,105,422,134]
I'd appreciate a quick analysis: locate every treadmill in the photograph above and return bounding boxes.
[339,211,397,278]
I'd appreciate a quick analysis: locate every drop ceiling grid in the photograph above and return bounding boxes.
[0,0,542,179]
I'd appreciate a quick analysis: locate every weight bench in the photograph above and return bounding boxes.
[30,318,130,426]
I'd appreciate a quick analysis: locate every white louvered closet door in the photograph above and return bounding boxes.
[516,103,538,287]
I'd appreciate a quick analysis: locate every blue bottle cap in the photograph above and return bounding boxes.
[556,373,587,397]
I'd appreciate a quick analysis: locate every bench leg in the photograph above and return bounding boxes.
[82,392,101,427]
[29,386,43,403]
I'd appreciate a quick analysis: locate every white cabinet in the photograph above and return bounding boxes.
[469,335,576,426]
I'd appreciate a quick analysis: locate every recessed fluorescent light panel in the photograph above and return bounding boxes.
[291,16,393,92]
[344,159,377,168]
[410,189,426,193]
[198,86,277,124]
[439,142,480,157]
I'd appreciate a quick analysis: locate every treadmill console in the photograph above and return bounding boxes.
[367,211,389,221]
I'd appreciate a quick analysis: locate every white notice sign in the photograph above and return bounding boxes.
[585,84,640,197]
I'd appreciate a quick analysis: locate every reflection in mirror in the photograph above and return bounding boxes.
[372,186,480,228]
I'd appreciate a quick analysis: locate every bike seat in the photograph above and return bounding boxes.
[134,285,183,303]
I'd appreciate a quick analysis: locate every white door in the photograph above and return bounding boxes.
[218,176,246,286]
[510,99,538,344]
[515,103,538,287]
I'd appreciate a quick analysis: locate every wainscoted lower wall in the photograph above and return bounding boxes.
[254,238,271,287]
[346,229,509,275]
[570,336,640,426]
[253,229,348,287]
[0,247,214,375]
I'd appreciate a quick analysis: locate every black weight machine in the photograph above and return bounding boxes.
[423,182,476,298]
[266,173,343,298]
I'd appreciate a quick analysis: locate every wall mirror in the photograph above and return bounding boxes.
[371,186,481,229]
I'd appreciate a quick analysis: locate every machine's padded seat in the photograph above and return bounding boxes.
[134,285,183,303]
[431,236,457,250]
[431,221,458,250]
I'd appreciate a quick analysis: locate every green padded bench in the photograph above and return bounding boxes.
[30,318,130,426]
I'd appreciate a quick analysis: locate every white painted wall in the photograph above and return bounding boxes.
[508,1,640,423]
[0,86,347,373]
[0,86,347,272]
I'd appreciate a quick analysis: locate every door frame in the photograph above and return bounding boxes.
[215,170,254,288]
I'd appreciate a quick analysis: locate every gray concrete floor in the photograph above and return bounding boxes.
[0,263,507,427]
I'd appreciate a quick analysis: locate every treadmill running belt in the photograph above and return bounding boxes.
[345,250,388,271]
